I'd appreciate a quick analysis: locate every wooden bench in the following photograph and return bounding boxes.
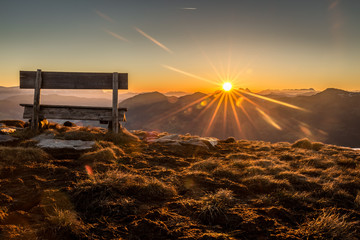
[20,69,128,133]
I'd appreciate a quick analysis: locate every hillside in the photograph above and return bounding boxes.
[121,88,360,147]
[0,122,359,239]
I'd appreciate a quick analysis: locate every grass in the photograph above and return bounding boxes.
[0,146,49,166]
[46,207,82,230]
[1,127,360,239]
[198,189,235,224]
[79,147,118,164]
[75,170,177,203]
[296,208,357,239]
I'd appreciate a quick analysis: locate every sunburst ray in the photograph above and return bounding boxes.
[204,92,225,136]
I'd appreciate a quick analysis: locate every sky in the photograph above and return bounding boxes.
[1,0,360,92]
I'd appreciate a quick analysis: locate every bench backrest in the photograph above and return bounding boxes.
[20,69,128,133]
[20,71,128,89]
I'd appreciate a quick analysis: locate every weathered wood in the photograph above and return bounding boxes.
[20,71,128,89]
[21,104,127,122]
[32,69,42,130]
[112,72,119,133]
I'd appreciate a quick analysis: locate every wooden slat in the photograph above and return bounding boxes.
[21,104,127,122]
[20,71,128,89]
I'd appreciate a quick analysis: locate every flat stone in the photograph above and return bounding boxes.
[181,137,218,149]
[181,138,209,148]
[151,134,180,143]
[198,137,218,147]
[31,132,56,141]
[152,134,218,149]
[36,139,95,151]
[0,135,17,143]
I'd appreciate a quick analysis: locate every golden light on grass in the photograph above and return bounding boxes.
[222,82,232,92]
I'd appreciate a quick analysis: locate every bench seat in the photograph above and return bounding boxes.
[20,104,127,122]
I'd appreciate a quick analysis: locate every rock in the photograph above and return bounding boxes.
[181,137,218,149]
[199,137,218,147]
[132,130,160,141]
[181,138,208,148]
[36,139,95,158]
[222,137,236,143]
[63,121,76,127]
[31,132,56,141]
[0,135,17,143]
[152,134,218,149]
[152,134,182,145]
[37,139,95,150]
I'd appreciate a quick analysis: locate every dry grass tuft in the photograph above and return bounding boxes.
[312,142,324,151]
[79,147,118,164]
[198,189,235,224]
[0,225,38,240]
[191,159,220,172]
[292,138,313,150]
[297,208,357,239]
[242,175,291,194]
[46,207,82,230]
[63,130,99,141]
[292,138,324,151]
[226,152,256,160]
[0,120,26,128]
[0,146,50,166]
[10,128,38,140]
[103,127,140,145]
[355,192,360,207]
[212,166,239,181]
[0,206,8,221]
[75,170,176,202]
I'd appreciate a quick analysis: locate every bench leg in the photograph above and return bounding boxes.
[108,121,120,132]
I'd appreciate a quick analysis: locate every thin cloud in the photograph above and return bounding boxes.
[135,27,173,54]
[104,29,129,42]
[328,0,340,10]
[182,8,197,10]
[95,10,114,23]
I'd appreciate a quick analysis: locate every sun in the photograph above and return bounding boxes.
[222,82,232,92]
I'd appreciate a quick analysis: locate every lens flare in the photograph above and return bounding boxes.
[222,82,232,92]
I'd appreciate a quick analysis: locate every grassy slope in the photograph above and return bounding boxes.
[0,125,360,239]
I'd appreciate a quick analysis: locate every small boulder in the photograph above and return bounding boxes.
[222,137,236,143]
[181,137,218,149]
[37,139,95,150]
[63,121,77,127]
[0,135,17,143]
[36,139,96,158]
[153,134,182,145]
[31,132,56,141]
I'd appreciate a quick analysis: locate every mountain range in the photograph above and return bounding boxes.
[119,88,360,147]
[1,87,359,147]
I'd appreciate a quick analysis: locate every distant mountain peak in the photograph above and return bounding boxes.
[318,88,349,95]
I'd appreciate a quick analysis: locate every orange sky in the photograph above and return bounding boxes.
[1,0,359,92]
